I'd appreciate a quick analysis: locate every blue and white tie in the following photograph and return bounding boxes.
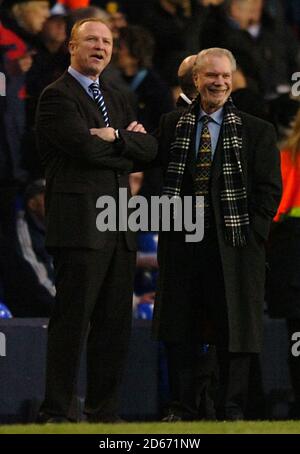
[89,82,110,127]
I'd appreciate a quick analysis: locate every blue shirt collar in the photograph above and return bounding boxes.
[199,106,224,125]
[68,66,99,92]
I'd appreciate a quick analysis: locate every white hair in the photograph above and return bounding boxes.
[194,48,237,73]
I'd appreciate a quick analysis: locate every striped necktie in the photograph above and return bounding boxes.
[194,115,212,227]
[89,82,110,127]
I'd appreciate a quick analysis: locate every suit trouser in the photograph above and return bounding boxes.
[165,227,252,419]
[41,234,136,420]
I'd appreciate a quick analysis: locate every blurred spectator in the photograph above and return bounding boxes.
[174,54,197,107]
[106,1,127,39]
[25,13,69,178]
[231,64,269,120]
[141,0,207,85]
[117,25,173,202]
[65,5,110,40]
[0,0,51,184]
[133,232,158,320]
[129,172,158,321]
[55,0,90,11]
[117,25,174,133]
[200,0,224,4]
[284,0,300,39]
[4,0,51,34]
[267,109,300,418]
[41,13,67,53]
[0,1,51,284]
[273,112,300,223]
[265,0,285,23]
[3,179,55,317]
[68,5,109,27]
[104,0,153,24]
[201,0,300,99]
[268,94,300,143]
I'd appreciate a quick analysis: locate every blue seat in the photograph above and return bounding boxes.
[0,301,13,319]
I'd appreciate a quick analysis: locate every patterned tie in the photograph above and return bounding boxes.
[194,115,212,227]
[89,82,110,127]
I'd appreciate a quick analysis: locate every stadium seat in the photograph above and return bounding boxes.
[0,301,13,319]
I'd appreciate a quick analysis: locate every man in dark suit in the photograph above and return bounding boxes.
[35,18,157,423]
[153,47,281,421]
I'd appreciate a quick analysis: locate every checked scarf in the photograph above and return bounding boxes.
[162,95,249,247]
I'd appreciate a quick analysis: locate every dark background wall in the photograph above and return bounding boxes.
[0,316,292,423]
[0,319,159,423]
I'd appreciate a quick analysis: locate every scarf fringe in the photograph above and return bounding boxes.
[224,227,247,247]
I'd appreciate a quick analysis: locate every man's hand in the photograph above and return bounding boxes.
[5,51,35,76]
[19,51,35,73]
[90,127,116,142]
[126,121,146,134]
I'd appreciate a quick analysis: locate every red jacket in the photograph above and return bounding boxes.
[58,0,90,8]
[274,149,300,221]
[0,21,27,99]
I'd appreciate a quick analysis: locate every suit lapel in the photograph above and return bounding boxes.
[101,84,118,127]
[63,72,110,127]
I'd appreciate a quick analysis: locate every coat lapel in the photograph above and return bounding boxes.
[63,72,110,127]
[101,84,119,127]
[186,126,197,178]
[211,127,223,183]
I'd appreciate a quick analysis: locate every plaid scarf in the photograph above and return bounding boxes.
[162,95,249,247]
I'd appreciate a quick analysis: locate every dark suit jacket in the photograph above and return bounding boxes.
[36,71,157,250]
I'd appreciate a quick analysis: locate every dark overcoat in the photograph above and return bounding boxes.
[153,109,282,352]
